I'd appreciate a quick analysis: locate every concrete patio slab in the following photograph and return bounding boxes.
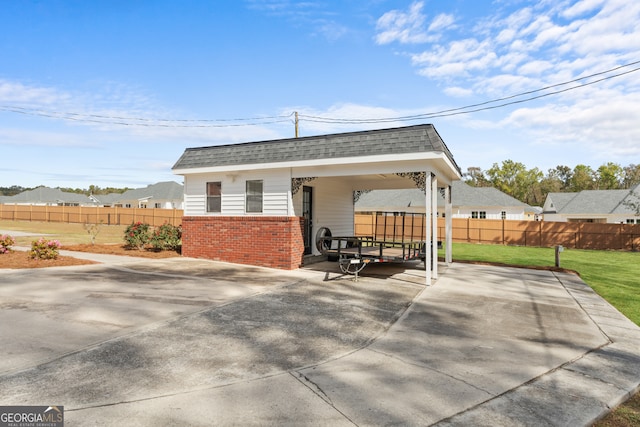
[0,254,638,426]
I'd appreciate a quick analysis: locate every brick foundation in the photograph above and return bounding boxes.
[181,216,305,270]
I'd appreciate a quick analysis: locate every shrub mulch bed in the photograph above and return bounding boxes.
[0,244,181,269]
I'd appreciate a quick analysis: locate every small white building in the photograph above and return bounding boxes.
[173,124,462,283]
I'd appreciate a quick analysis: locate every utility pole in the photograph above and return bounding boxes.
[295,111,299,138]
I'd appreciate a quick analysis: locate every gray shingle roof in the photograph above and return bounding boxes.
[545,193,577,213]
[111,181,183,202]
[90,193,122,205]
[172,124,461,174]
[449,181,531,207]
[1,182,184,206]
[1,187,92,204]
[356,181,531,209]
[546,185,640,215]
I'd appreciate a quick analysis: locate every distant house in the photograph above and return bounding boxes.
[88,193,122,207]
[0,181,184,209]
[542,185,640,223]
[93,181,184,209]
[356,181,539,220]
[0,186,93,206]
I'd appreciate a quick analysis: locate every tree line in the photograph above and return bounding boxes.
[0,185,131,197]
[464,161,640,206]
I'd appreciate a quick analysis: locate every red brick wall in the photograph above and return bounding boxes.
[181,216,305,270]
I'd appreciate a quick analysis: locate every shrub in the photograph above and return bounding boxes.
[0,234,15,254]
[124,222,151,250]
[29,238,61,260]
[83,221,102,245]
[150,223,182,251]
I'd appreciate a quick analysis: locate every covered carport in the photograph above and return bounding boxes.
[173,124,462,284]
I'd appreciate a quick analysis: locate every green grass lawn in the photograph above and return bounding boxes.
[440,242,640,326]
[0,220,127,246]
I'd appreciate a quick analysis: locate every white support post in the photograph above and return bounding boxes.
[424,172,432,286]
[445,185,453,264]
[431,174,438,280]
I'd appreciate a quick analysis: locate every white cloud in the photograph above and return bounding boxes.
[246,0,350,42]
[502,6,534,35]
[517,60,554,76]
[559,1,640,55]
[413,39,498,78]
[401,0,640,100]
[443,86,474,97]
[375,1,432,45]
[504,91,640,158]
[0,77,291,149]
[495,28,517,44]
[428,13,455,32]
[283,103,452,136]
[561,0,607,19]
[0,80,70,105]
[353,0,640,170]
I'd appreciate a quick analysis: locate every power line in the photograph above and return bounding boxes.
[0,61,638,128]
[299,61,640,124]
[0,105,294,127]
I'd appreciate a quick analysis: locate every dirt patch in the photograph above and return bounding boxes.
[0,245,181,269]
[0,250,96,269]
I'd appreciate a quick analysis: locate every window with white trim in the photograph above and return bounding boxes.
[246,180,263,213]
[206,182,222,213]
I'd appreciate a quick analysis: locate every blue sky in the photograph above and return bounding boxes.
[1,0,639,189]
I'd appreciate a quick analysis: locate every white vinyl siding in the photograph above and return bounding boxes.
[183,170,292,216]
[297,177,354,255]
[314,179,354,237]
[263,178,290,215]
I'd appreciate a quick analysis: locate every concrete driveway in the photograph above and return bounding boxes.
[0,253,639,426]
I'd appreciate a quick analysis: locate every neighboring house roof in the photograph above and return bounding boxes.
[544,184,640,215]
[445,181,531,207]
[172,124,461,175]
[1,182,184,206]
[356,181,532,210]
[544,192,577,213]
[1,187,92,204]
[615,187,640,214]
[98,181,184,204]
[90,193,122,205]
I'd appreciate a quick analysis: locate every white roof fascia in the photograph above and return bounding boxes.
[172,152,447,176]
